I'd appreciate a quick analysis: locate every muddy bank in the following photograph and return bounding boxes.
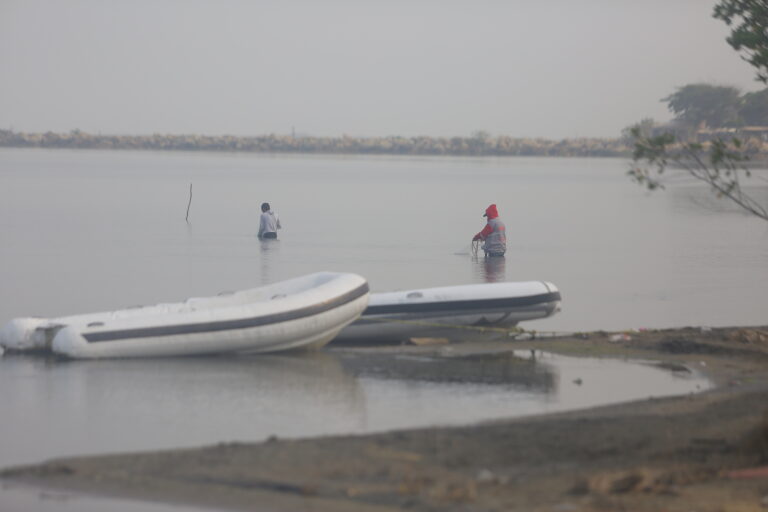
[3,326,768,512]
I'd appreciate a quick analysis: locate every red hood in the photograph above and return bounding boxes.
[484,204,499,219]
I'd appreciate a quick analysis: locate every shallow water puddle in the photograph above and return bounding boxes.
[0,348,711,511]
[0,350,711,468]
[0,482,223,512]
[334,349,710,430]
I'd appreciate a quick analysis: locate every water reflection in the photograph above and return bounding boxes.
[0,352,365,466]
[1,482,193,512]
[337,350,554,392]
[670,181,768,217]
[0,348,711,469]
[258,237,280,285]
[473,255,506,282]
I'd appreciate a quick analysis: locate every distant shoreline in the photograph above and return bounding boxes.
[0,129,631,158]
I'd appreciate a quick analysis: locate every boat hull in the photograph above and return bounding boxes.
[1,272,369,359]
[334,281,560,344]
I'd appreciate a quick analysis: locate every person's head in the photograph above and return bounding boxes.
[483,204,499,219]
[261,202,270,212]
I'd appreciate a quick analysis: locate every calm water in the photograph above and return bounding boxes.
[0,148,766,332]
[0,350,708,512]
[0,349,708,468]
[0,148,760,509]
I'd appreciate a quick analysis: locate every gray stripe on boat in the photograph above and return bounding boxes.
[83,282,369,343]
[362,291,561,316]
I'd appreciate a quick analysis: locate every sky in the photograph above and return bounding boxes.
[0,0,762,139]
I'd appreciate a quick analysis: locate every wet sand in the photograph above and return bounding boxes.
[3,326,768,511]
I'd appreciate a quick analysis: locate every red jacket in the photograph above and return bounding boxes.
[473,204,500,241]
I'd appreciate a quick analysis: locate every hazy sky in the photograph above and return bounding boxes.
[0,0,761,139]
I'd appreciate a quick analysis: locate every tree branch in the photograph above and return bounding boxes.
[630,132,768,222]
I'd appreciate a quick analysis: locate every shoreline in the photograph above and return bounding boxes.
[0,129,632,158]
[4,140,768,169]
[3,325,768,511]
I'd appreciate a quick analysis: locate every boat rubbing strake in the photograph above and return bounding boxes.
[0,272,369,358]
[333,280,561,344]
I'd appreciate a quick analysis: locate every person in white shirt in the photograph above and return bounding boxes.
[257,202,281,239]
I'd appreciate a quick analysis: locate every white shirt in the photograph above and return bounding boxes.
[258,210,281,237]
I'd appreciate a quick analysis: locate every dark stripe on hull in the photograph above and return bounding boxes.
[83,282,369,343]
[362,291,560,316]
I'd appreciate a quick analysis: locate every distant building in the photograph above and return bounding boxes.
[738,126,768,142]
[696,126,768,142]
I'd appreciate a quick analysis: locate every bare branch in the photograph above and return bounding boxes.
[630,132,768,222]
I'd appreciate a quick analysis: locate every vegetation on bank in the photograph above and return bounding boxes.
[627,0,768,222]
[0,129,631,158]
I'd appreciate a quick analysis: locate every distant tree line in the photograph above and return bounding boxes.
[0,129,631,158]
[665,84,768,130]
[624,84,768,140]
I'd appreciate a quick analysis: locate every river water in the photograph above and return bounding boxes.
[0,148,762,508]
[1,148,766,333]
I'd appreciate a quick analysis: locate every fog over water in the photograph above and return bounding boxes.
[0,0,760,139]
[1,148,766,334]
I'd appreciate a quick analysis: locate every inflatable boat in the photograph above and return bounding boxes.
[333,281,560,344]
[0,272,369,358]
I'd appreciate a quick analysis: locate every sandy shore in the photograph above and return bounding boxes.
[3,326,768,511]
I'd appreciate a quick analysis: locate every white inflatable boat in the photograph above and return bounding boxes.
[333,281,561,344]
[0,272,369,358]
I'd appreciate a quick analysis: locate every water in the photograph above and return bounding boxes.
[0,350,709,512]
[0,148,766,333]
[0,147,758,509]
[0,350,708,468]
[0,483,215,512]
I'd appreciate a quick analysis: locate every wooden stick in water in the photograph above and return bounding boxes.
[186,183,192,223]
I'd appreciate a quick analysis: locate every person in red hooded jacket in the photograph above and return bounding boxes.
[472,204,506,257]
